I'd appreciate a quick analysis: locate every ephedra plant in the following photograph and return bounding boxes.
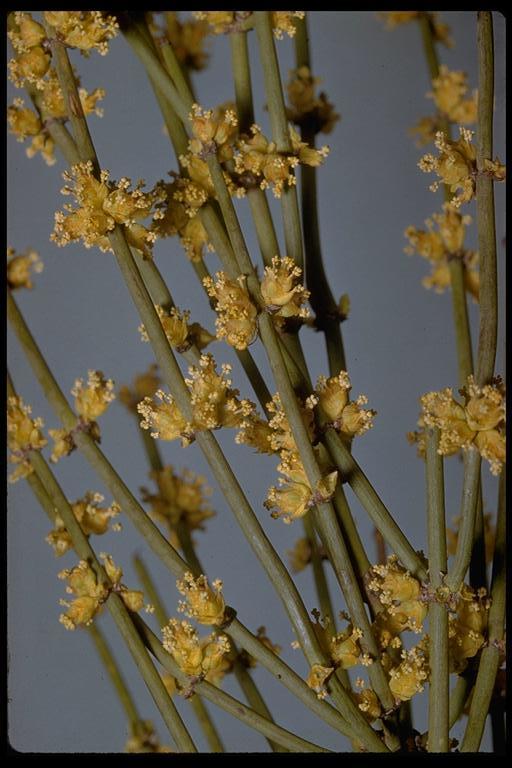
[7,10,506,753]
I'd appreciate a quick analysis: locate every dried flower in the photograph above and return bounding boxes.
[7,246,43,290]
[404,205,479,300]
[286,66,339,135]
[203,272,258,350]
[176,572,226,626]
[72,369,115,422]
[7,395,47,483]
[43,11,119,56]
[420,375,506,474]
[314,370,375,438]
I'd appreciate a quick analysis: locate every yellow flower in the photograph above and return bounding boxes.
[353,686,382,723]
[260,256,310,323]
[203,272,258,350]
[141,466,215,541]
[306,663,334,699]
[72,369,115,422]
[186,354,255,431]
[266,391,316,453]
[8,46,52,89]
[188,103,238,161]
[429,65,478,125]
[419,128,478,208]
[58,560,109,630]
[315,370,375,437]
[138,305,191,351]
[48,428,76,463]
[7,99,56,166]
[153,179,214,261]
[420,375,506,474]
[192,11,237,35]
[448,585,489,673]
[330,625,364,669]
[235,414,275,454]
[286,66,340,135]
[388,645,429,702]
[7,246,44,289]
[99,553,144,613]
[7,395,47,483]
[379,11,452,46]
[162,618,231,683]
[157,12,210,71]
[176,572,226,626]
[271,12,305,39]
[52,161,165,258]
[46,492,121,556]
[43,11,119,56]
[118,364,161,413]
[125,720,172,753]
[40,68,105,120]
[137,389,193,445]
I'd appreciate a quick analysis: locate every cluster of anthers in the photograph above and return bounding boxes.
[7,246,43,290]
[46,492,121,557]
[7,12,112,165]
[153,178,214,262]
[409,375,506,475]
[7,395,47,483]
[379,11,453,47]
[411,66,477,147]
[138,304,214,353]
[150,11,210,71]
[234,124,329,198]
[58,554,145,631]
[118,364,161,413]
[306,611,369,699]
[418,127,505,209]
[313,370,375,439]
[192,11,305,39]
[141,466,215,549]
[404,204,479,300]
[51,161,166,259]
[137,354,255,445]
[286,65,340,135]
[203,272,258,350]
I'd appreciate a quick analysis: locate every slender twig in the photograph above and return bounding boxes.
[425,429,449,752]
[475,11,498,386]
[460,468,505,752]
[445,448,482,591]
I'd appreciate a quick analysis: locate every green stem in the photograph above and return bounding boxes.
[233,661,288,752]
[25,447,197,752]
[475,11,498,386]
[323,430,427,580]
[445,449,482,591]
[231,31,255,132]
[134,618,330,753]
[133,555,225,753]
[460,467,505,752]
[254,11,304,270]
[425,429,449,752]
[294,17,346,375]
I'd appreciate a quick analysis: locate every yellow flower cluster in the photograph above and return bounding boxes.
[137,354,254,444]
[138,304,214,353]
[43,11,119,56]
[388,644,429,702]
[118,364,161,413]
[125,720,172,753]
[153,12,210,71]
[7,98,56,166]
[306,663,335,700]
[46,492,121,557]
[368,556,427,647]
[353,680,382,723]
[52,161,166,259]
[141,466,215,547]
[448,584,490,674]
[404,205,479,300]
[192,11,305,39]
[188,103,239,160]
[314,370,375,439]
[234,124,329,198]
[430,66,477,125]
[260,256,310,325]
[177,572,226,626]
[153,178,214,262]
[306,613,367,699]
[419,375,506,475]
[72,369,115,422]
[203,272,258,350]
[7,395,47,483]
[8,12,51,89]
[7,246,43,290]
[286,66,340,135]
[40,68,105,121]
[58,560,109,630]
[162,619,231,689]
[418,128,478,208]
[379,11,452,47]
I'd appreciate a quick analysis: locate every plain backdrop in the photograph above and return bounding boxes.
[7,11,505,753]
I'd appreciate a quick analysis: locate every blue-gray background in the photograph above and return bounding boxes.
[7,11,506,753]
